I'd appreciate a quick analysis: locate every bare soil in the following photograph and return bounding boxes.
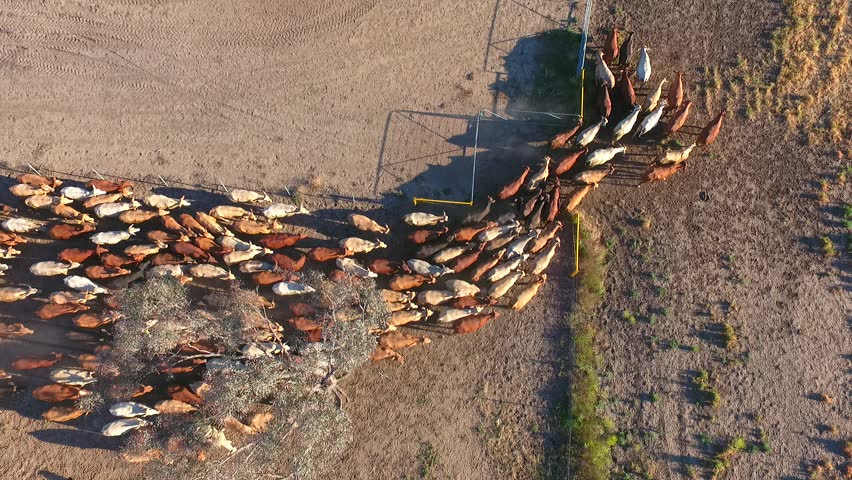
[0,0,848,479]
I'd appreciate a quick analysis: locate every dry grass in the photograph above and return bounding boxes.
[709,0,851,149]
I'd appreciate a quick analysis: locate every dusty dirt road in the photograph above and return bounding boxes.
[0,1,575,479]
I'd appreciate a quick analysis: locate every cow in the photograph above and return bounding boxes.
[407,226,449,244]
[696,110,726,146]
[232,218,282,235]
[228,189,270,204]
[258,233,306,249]
[565,185,592,212]
[36,302,90,319]
[554,148,587,176]
[32,384,82,402]
[12,352,63,370]
[0,285,38,302]
[195,212,232,237]
[87,179,133,194]
[640,162,686,185]
[30,261,79,277]
[664,100,693,135]
[460,197,495,226]
[306,247,350,262]
[93,201,141,219]
[0,322,33,338]
[603,28,619,64]
[470,248,506,282]
[388,274,435,291]
[529,239,560,275]
[452,311,500,334]
[178,214,213,238]
[269,251,307,271]
[451,221,496,243]
[573,164,615,188]
[550,123,582,149]
[451,242,486,273]
[58,246,106,263]
[402,212,449,226]
[84,265,131,280]
[511,275,548,310]
[17,173,62,189]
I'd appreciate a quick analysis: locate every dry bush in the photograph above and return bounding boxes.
[97,273,385,480]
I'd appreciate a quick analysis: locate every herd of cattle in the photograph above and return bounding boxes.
[0,36,723,441]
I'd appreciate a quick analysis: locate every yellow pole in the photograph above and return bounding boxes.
[570,213,580,277]
[579,68,585,120]
[411,197,474,207]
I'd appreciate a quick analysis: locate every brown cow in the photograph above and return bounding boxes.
[370,345,404,363]
[521,193,541,218]
[52,204,93,223]
[498,167,531,200]
[378,331,432,350]
[666,72,683,113]
[82,192,123,209]
[76,353,101,371]
[388,274,435,291]
[151,252,190,266]
[449,296,498,309]
[87,179,133,194]
[664,100,692,135]
[289,302,317,317]
[232,219,281,235]
[32,384,82,403]
[598,83,612,118]
[452,311,500,334]
[529,221,562,253]
[12,352,63,370]
[258,233,306,250]
[47,223,96,240]
[696,110,725,146]
[193,237,230,257]
[17,173,62,189]
[85,265,130,280]
[168,385,203,406]
[269,251,307,271]
[617,68,635,106]
[73,313,116,329]
[118,209,162,225]
[554,147,588,179]
[0,232,27,246]
[42,406,85,422]
[170,242,211,263]
[250,271,286,286]
[0,322,33,338]
[367,259,407,275]
[451,242,486,273]
[147,230,189,244]
[288,316,321,332]
[549,122,582,149]
[58,246,107,264]
[178,214,212,238]
[451,221,496,243]
[603,28,619,64]
[160,215,193,237]
[36,303,89,320]
[546,182,561,222]
[407,226,449,244]
[100,254,139,269]
[640,163,685,185]
[565,185,592,212]
[306,247,350,262]
[470,248,506,282]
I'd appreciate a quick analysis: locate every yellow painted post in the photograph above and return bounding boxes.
[411,197,474,207]
[570,213,580,277]
[579,68,585,121]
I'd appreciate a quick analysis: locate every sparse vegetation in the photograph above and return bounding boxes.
[560,219,613,480]
[621,309,638,325]
[722,322,738,350]
[693,370,721,407]
[417,442,440,479]
[820,236,837,257]
[97,275,388,480]
[711,436,747,479]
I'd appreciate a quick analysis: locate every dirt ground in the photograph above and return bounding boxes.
[0,0,849,479]
[0,1,575,479]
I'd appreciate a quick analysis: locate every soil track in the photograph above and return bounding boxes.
[0,1,576,479]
